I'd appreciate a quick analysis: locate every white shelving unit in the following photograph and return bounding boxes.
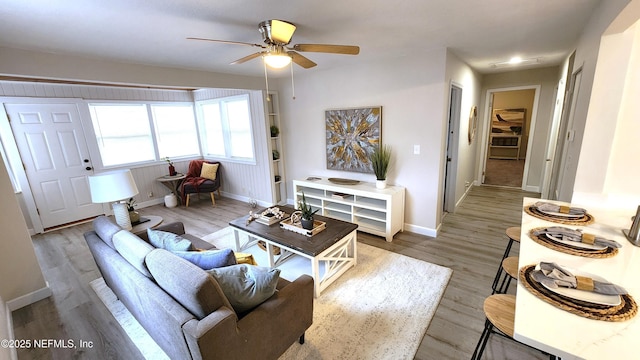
[489,133,522,160]
[265,91,286,205]
[293,178,405,242]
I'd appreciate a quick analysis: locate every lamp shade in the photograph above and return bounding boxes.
[88,169,139,203]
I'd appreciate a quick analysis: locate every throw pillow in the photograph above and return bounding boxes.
[147,228,194,251]
[207,264,280,313]
[173,248,237,270]
[200,162,219,181]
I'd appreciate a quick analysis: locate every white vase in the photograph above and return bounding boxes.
[164,194,178,208]
[376,179,387,189]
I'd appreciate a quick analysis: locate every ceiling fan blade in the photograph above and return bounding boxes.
[292,44,360,55]
[187,37,265,48]
[230,52,264,65]
[270,20,297,44]
[288,51,317,69]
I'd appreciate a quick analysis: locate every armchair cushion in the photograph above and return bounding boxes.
[207,264,281,313]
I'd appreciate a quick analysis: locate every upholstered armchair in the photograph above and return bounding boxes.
[181,160,221,207]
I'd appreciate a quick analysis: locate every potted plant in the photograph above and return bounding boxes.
[163,157,176,176]
[369,144,392,189]
[126,197,140,223]
[298,191,318,230]
[270,125,280,138]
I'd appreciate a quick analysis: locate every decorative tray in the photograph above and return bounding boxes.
[328,177,360,185]
[280,218,326,237]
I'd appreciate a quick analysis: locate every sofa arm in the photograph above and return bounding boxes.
[183,275,314,360]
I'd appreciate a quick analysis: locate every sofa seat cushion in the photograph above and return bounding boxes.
[93,215,122,249]
[207,264,281,314]
[147,228,194,251]
[173,248,237,270]
[113,230,155,277]
[146,249,233,320]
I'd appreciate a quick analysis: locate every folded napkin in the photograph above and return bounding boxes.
[532,226,621,249]
[532,262,627,295]
[534,201,586,215]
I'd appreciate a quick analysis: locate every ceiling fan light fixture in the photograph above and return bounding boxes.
[263,53,292,68]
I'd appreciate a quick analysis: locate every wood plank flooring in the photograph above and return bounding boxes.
[12,186,545,360]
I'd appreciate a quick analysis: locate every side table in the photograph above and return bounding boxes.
[156,174,186,204]
[131,215,163,236]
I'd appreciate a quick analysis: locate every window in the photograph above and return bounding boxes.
[89,103,199,167]
[151,104,199,159]
[198,95,255,162]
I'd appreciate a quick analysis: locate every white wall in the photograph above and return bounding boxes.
[0,47,265,90]
[555,0,631,200]
[444,50,482,209]
[277,49,448,235]
[573,1,640,210]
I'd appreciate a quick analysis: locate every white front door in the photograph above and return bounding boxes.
[5,103,103,229]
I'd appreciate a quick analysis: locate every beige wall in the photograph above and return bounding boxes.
[277,49,449,235]
[492,89,536,158]
[0,155,48,305]
[480,67,560,191]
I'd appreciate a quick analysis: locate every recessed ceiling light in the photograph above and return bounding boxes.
[491,57,541,68]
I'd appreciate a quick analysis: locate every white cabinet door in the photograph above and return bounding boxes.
[6,103,103,229]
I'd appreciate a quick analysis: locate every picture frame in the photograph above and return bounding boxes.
[325,106,382,173]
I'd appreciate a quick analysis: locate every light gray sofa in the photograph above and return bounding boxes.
[84,216,314,360]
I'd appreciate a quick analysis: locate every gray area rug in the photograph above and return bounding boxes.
[92,227,452,360]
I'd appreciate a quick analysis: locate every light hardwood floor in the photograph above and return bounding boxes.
[13,185,546,360]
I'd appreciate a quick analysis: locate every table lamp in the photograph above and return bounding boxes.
[88,169,139,230]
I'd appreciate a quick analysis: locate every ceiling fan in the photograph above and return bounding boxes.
[188,19,360,69]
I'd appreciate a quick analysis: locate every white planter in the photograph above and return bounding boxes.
[164,194,178,208]
[376,179,387,189]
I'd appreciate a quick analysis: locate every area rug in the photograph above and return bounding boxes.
[91,227,452,360]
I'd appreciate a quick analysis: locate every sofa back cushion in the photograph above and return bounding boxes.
[145,249,234,319]
[112,230,155,278]
[93,215,122,249]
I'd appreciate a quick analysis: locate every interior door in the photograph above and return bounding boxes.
[443,85,461,214]
[5,103,103,229]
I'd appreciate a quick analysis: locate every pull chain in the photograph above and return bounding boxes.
[263,59,270,101]
[290,60,296,100]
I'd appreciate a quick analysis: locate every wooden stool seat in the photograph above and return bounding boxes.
[484,294,516,337]
[502,256,519,279]
[473,294,558,359]
[506,226,521,242]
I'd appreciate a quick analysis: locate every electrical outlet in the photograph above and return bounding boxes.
[148,191,153,197]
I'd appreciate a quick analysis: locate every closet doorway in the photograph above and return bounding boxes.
[482,88,537,188]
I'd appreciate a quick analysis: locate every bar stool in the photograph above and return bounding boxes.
[493,256,518,294]
[471,294,559,360]
[490,227,521,293]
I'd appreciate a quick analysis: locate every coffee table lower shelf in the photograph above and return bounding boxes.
[230,228,357,297]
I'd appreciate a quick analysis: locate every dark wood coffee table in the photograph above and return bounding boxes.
[229,206,358,297]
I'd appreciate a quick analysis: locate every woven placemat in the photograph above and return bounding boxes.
[519,265,637,322]
[524,205,595,225]
[528,228,618,258]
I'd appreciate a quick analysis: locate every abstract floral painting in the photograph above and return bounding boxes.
[326,107,381,173]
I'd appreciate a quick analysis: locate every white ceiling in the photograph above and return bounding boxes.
[0,0,601,78]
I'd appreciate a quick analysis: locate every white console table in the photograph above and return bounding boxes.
[293,178,405,242]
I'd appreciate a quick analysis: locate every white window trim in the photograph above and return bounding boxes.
[196,94,257,165]
[83,100,201,170]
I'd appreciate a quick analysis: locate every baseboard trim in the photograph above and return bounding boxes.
[7,282,52,311]
[403,223,438,238]
[4,300,17,360]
